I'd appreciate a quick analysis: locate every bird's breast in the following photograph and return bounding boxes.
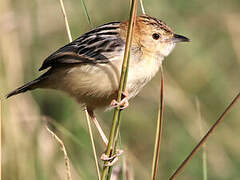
[126,53,163,98]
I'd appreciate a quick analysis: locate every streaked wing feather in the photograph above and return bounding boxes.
[39,22,124,71]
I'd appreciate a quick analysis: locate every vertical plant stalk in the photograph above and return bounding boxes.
[101,0,138,179]
[119,133,127,180]
[58,0,100,178]
[196,99,208,180]
[46,126,72,180]
[80,0,93,27]
[139,0,145,14]
[59,0,72,42]
[170,91,240,180]
[202,143,208,180]
[85,109,101,180]
[0,100,1,178]
[202,141,208,180]
[151,65,165,180]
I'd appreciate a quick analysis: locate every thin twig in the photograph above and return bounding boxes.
[170,91,240,180]
[139,0,146,14]
[46,126,72,180]
[151,65,165,180]
[59,0,72,42]
[101,1,138,179]
[84,109,101,180]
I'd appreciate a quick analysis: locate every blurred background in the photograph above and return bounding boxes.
[1,0,240,179]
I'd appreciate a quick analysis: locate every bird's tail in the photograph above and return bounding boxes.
[6,72,49,99]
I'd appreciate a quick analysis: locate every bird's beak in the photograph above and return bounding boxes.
[172,34,190,43]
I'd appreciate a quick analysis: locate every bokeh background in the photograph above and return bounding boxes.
[1,0,240,179]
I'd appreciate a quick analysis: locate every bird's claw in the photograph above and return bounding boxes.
[110,91,129,110]
[101,149,124,167]
[110,99,129,110]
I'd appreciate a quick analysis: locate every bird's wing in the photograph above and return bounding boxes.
[39,22,125,71]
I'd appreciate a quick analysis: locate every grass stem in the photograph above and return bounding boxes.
[80,0,92,27]
[196,99,208,180]
[101,1,138,179]
[0,100,1,178]
[139,0,145,14]
[169,91,240,180]
[151,65,165,180]
[59,0,72,42]
[202,143,208,180]
[46,126,72,180]
[84,109,101,180]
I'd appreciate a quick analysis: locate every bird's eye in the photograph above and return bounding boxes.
[152,33,160,40]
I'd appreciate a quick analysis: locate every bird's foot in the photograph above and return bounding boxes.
[101,149,124,167]
[110,91,129,110]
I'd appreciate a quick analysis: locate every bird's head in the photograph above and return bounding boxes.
[121,14,190,57]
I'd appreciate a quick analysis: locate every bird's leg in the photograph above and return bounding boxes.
[110,91,129,110]
[87,108,124,166]
[87,108,108,146]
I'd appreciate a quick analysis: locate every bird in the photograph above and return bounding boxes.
[7,14,190,147]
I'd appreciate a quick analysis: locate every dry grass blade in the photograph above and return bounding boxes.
[170,91,240,180]
[0,100,1,178]
[46,126,72,180]
[84,109,101,180]
[59,0,72,42]
[139,0,145,14]
[101,0,138,179]
[151,65,164,180]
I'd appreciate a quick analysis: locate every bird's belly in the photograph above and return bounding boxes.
[47,63,121,108]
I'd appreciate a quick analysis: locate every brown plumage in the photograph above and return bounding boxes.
[7,14,189,112]
[7,15,189,110]
[7,14,190,145]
